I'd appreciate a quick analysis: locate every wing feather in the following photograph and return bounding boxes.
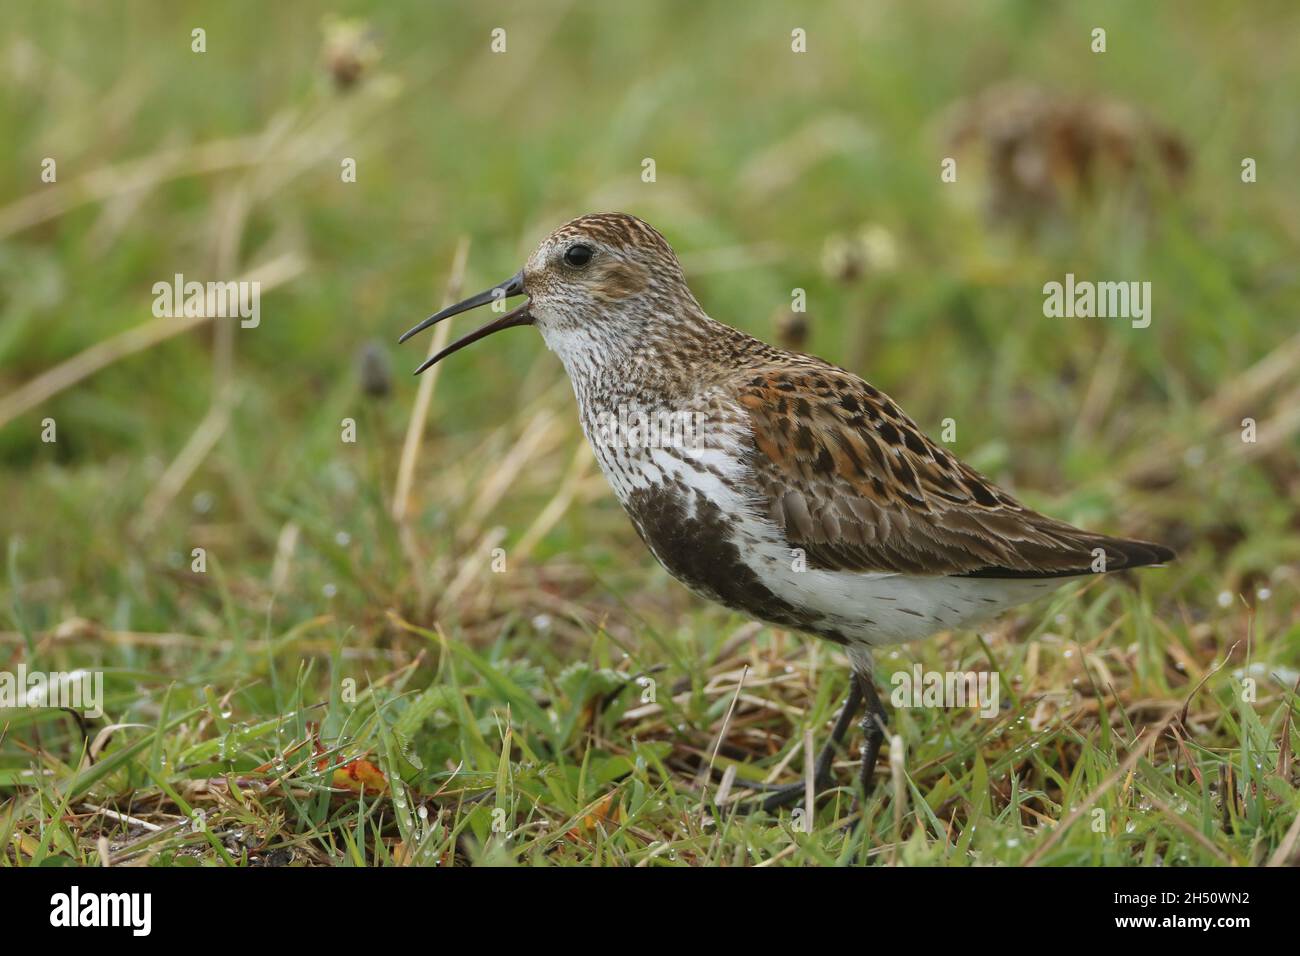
[733,365,1173,578]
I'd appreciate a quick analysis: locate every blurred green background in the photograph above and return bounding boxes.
[5,0,1297,621]
[1,1,1298,866]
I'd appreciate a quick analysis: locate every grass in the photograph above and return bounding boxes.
[1,0,1298,866]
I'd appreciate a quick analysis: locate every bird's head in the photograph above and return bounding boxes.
[400,213,700,374]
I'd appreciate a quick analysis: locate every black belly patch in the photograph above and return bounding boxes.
[623,484,840,642]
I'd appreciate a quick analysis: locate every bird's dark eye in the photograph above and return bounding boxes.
[564,244,593,268]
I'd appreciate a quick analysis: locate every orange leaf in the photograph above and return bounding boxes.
[332,757,388,795]
[566,792,615,839]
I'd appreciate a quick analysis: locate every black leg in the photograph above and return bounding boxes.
[839,673,889,839]
[856,675,889,802]
[734,676,864,813]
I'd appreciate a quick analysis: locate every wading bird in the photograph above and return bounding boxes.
[400,213,1173,815]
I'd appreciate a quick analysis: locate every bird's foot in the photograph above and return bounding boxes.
[727,773,839,814]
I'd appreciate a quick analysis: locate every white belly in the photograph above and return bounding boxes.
[742,554,1062,645]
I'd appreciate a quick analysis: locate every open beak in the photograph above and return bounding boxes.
[398,270,530,374]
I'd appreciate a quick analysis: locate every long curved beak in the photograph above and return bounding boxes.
[399,270,531,374]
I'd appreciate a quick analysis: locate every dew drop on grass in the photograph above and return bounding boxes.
[1216,591,1233,608]
[334,531,351,547]
[322,583,337,598]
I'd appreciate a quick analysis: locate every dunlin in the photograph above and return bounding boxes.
[400,213,1174,813]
